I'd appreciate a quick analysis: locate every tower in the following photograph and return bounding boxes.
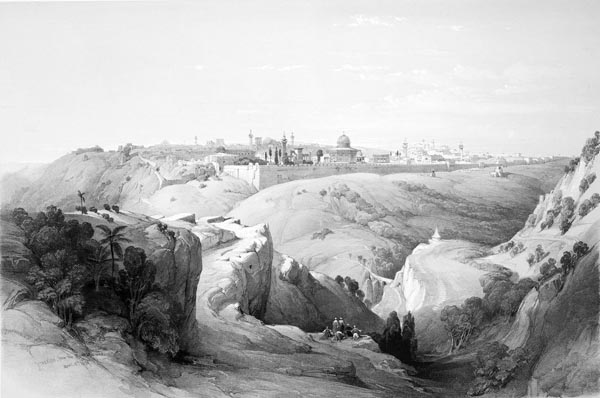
[459,142,464,160]
[249,129,254,148]
[194,136,198,145]
[281,132,288,164]
[291,132,295,147]
[402,139,408,158]
[429,226,441,244]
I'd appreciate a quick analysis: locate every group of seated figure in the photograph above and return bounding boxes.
[321,317,362,342]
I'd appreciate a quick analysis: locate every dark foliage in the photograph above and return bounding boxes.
[468,342,529,396]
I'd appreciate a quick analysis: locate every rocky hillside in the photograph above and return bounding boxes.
[1,208,438,397]
[228,162,566,304]
[375,133,599,396]
[3,146,255,218]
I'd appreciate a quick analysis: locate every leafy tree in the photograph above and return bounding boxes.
[86,243,112,291]
[26,249,87,326]
[526,253,535,266]
[103,204,111,211]
[468,342,528,396]
[96,225,130,278]
[573,241,589,258]
[335,275,344,285]
[118,246,156,322]
[591,193,600,207]
[344,276,359,296]
[356,289,365,300]
[440,297,484,353]
[534,245,546,263]
[579,199,593,218]
[560,251,573,274]
[77,190,86,214]
[132,291,181,356]
[111,205,120,214]
[316,149,324,163]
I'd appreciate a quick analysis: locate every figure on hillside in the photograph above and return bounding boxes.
[431,169,436,177]
[352,325,361,340]
[339,317,346,332]
[321,326,333,340]
[332,317,339,333]
[334,330,345,341]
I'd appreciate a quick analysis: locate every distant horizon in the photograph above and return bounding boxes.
[2,1,599,163]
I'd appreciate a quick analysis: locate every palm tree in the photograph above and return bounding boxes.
[87,245,112,291]
[77,190,86,213]
[316,149,323,163]
[96,225,131,278]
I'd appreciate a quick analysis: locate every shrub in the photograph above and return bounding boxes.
[344,276,360,296]
[579,199,593,218]
[26,249,87,326]
[111,205,120,214]
[103,204,111,211]
[564,157,580,174]
[319,189,327,197]
[89,206,98,213]
[591,193,600,207]
[534,245,546,263]
[540,259,558,279]
[335,275,344,285]
[468,342,528,396]
[580,134,600,164]
[579,178,590,193]
[356,289,365,300]
[133,291,181,356]
[525,214,536,227]
[75,206,88,214]
[526,254,535,266]
[573,241,589,258]
[559,218,572,234]
[441,297,484,353]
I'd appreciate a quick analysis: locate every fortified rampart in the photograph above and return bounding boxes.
[223,162,505,190]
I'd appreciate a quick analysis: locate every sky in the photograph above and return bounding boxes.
[1,0,600,163]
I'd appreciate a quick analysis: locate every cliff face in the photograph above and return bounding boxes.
[264,252,384,332]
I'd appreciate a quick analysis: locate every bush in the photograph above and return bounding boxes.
[526,254,535,266]
[89,206,98,213]
[111,205,120,214]
[103,204,111,211]
[133,291,181,356]
[564,157,580,174]
[534,245,546,263]
[591,193,600,207]
[440,297,484,353]
[468,342,528,396]
[559,218,572,235]
[344,276,360,296]
[573,241,589,258]
[335,275,344,285]
[540,259,558,279]
[579,178,590,193]
[319,189,327,197]
[75,206,88,214]
[580,133,600,164]
[579,199,593,218]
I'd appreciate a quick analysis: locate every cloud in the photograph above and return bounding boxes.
[249,64,306,72]
[193,65,205,71]
[333,64,390,73]
[250,64,276,71]
[278,64,306,72]
[337,14,405,28]
[436,24,466,32]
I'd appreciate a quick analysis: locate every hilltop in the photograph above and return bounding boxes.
[2,146,256,217]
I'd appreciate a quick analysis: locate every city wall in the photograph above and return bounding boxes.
[223,162,497,190]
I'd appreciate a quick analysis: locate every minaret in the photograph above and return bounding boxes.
[429,226,441,244]
[291,132,295,147]
[402,139,408,158]
[281,132,288,164]
[459,142,464,161]
[249,129,254,148]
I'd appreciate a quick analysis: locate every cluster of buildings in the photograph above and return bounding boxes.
[199,131,551,171]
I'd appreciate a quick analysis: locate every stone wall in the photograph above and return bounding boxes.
[223,162,482,190]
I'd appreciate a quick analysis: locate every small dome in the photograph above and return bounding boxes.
[337,134,351,148]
